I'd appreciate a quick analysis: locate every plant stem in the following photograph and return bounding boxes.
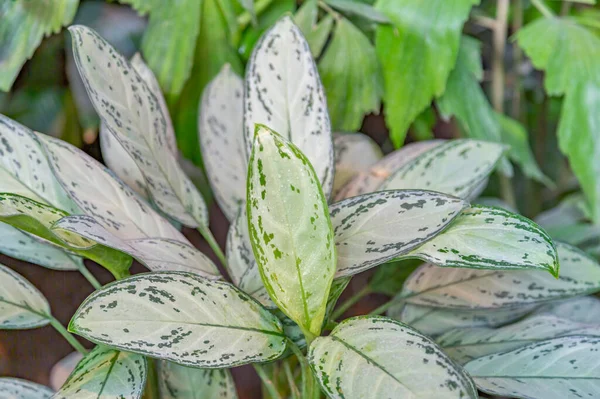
[142,358,160,399]
[318,1,342,20]
[75,261,102,290]
[49,316,87,355]
[369,298,404,316]
[197,227,228,269]
[331,285,371,320]
[530,0,555,18]
[511,0,524,121]
[287,339,318,399]
[560,1,572,16]
[284,360,301,399]
[254,364,282,399]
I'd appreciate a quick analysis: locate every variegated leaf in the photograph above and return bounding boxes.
[438,314,600,364]
[390,303,536,337]
[332,133,383,197]
[158,361,238,399]
[199,64,245,222]
[69,272,287,368]
[0,193,132,280]
[401,205,559,276]
[53,345,146,399]
[0,264,50,329]
[380,139,505,198]
[308,316,477,399]
[535,296,600,324]
[464,336,600,399]
[247,125,336,338]
[244,16,334,198]
[397,242,600,310]
[69,26,207,228]
[0,378,53,399]
[331,190,468,278]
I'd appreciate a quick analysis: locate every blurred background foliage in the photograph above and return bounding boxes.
[1,0,600,254]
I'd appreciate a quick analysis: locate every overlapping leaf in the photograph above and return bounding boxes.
[0,377,53,399]
[332,133,383,196]
[244,16,334,198]
[308,316,478,399]
[0,264,50,329]
[69,272,287,368]
[535,296,600,324]
[158,361,238,399]
[294,0,334,57]
[326,0,391,23]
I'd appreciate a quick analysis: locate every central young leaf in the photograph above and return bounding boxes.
[247,125,336,339]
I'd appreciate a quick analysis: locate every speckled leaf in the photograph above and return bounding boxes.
[380,139,505,198]
[0,378,53,399]
[398,242,600,310]
[69,26,208,228]
[464,336,600,399]
[247,125,336,338]
[0,264,50,329]
[244,16,334,198]
[438,314,600,365]
[199,64,245,222]
[69,272,287,367]
[158,361,238,399]
[53,345,146,399]
[331,190,468,278]
[535,296,600,324]
[308,316,478,399]
[401,205,559,276]
[0,193,132,280]
[332,133,383,197]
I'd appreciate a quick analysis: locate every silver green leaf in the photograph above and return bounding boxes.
[534,296,600,324]
[0,264,50,329]
[308,316,477,399]
[69,272,287,368]
[438,314,600,365]
[53,345,147,399]
[401,205,559,276]
[198,64,245,222]
[332,133,383,197]
[158,361,238,399]
[464,336,600,399]
[398,241,600,310]
[244,16,334,198]
[380,139,505,198]
[68,25,207,227]
[247,125,336,338]
[0,377,53,399]
[331,190,468,278]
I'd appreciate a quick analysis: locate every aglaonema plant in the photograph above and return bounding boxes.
[1,15,600,399]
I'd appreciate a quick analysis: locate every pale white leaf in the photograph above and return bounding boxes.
[0,264,50,329]
[331,190,468,278]
[199,64,245,222]
[158,361,238,399]
[0,378,53,399]
[53,345,146,399]
[332,133,383,197]
[308,316,477,399]
[464,336,600,399]
[69,272,287,368]
[49,352,83,391]
[244,16,334,198]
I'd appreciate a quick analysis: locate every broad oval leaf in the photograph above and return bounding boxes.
[330,190,468,278]
[401,205,560,276]
[244,16,334,198]
[158,361,238,399]
[247,125,336,338]
[53,345,147,399]
[464,336,600,399]
[380,139,505,198]
[398,241,600,310]
[69,26,207,227]
[0,378,53,399]
[0,264,50,329]
[69,272,287,368]
[438,314,600,365]
[308,316,477,399]
[332,133,383,196]
[198,64,245,222]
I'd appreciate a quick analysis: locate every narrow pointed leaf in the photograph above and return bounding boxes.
[0,264,50,329]
[244,16,334,198]
[398,242,600,310]
[331,190,468,278]
[69,272,287,368]
[158,362,238,399]
[308,316,478,399]
[326,0,391,23]
[247,125,336,338]
[401,205,559,275]
[380,139,505,198]
[464,336,600,399]
[198,64,245,221]
[68,26,207,227]
[53,345,147,399]
[0,378,53,399]
[332,133,383,197]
